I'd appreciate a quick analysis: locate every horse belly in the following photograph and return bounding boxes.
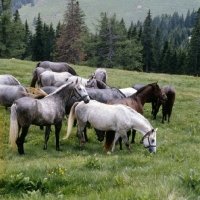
[87,110,117,131]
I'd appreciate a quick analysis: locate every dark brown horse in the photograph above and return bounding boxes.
[103,82,167,150]
[152,85,175,123]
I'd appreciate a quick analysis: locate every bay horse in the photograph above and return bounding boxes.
[63,100,157,154]
[152,85,176,123]
[9,79,90,154]
[0,74,20,85]
[101,82,166,150]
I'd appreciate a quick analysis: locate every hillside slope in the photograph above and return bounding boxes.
[19,0,199,32]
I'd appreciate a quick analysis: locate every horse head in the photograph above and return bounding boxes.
[73,78,90,103]
[140,128,157,153]
[151,82,166,101]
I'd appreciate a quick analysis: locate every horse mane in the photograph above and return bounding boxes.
[10,75,21,85]
[36,61,41,67]
[110,87,126,97]
[45,82,73,98]
[96,79,109,89]
[134,82,157,95]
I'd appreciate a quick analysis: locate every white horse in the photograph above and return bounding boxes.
[38,71,73,87]
[66,75,89,86]
[63,100,157,153]
[119,87,137,97]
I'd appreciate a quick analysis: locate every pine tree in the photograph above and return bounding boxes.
[9,9,26,58]
[32,13,44,61]
[55,0,87,63]
[186,8,200,75]
[0,0,12,57]
[141,9,154,72]
[22,20,32,60]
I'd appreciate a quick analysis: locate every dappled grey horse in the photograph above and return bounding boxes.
[37,61,78,75]
[63,100,157,154]
[37,71,73,87]
[9,80,90,154]
[0,74,20,85]
[0,84,28,109]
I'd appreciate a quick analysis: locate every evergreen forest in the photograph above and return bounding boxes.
[1,0,200,75]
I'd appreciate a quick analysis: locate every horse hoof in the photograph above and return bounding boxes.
[107,151,111,155]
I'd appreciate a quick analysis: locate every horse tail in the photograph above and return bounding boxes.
[9,103,19,150]
[63,102,79,139]
[36,61,41,67]
[104,131,115,151]
[30,68,37,87]
[37,74,42,88]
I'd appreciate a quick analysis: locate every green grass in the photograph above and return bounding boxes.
[19,0,199,32]
[1,58,200,199]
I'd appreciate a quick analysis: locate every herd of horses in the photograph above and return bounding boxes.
[0,61,176,155]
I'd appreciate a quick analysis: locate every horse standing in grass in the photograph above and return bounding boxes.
[37,71,73,87]
[0,85,28,109]
[63,100,157,154]
[152,85,176,123]
[9,80,90,154]
[0,74,20,85]
[37,61,77,75]
[101,82,166,150]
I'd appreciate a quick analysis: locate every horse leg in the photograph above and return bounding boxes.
[77,121,87,146]
[111,132,121,152]
[120,132,131,153]
[83,125,88,142]
[55,122,62,151]
[131,129,136,143]
[16,126,29,155]
[43,126,51,150]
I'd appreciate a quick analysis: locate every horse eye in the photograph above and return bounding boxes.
[152,139,155,143]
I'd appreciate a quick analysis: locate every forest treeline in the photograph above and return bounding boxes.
[1,0,200,75]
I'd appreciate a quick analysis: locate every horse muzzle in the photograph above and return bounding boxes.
[83,95,90,103]
[148,146,156,154]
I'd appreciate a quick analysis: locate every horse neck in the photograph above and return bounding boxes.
[130,110,152,135]
[48,84,74,104]
[135,87,154,105]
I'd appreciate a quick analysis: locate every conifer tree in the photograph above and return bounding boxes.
[186,8,200,75]
[55,0,87,63]
[0,0,12,57]
[141,9,154,72]
[32,13,44,61]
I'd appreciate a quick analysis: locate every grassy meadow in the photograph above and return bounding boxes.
[1,59,200,199]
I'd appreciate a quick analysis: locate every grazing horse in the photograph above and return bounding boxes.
[0,85,28,109]
[9,80,90,155]
[37,71,73,87]
[63,100,157,154]
[102,82,166,150]
[30,67,52,87]
[37,61,77,75]
[152,85,176,123]
[88,68,108,84]
[85,78,109,89]
[86,79,136,97]
[0,74,20,85]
